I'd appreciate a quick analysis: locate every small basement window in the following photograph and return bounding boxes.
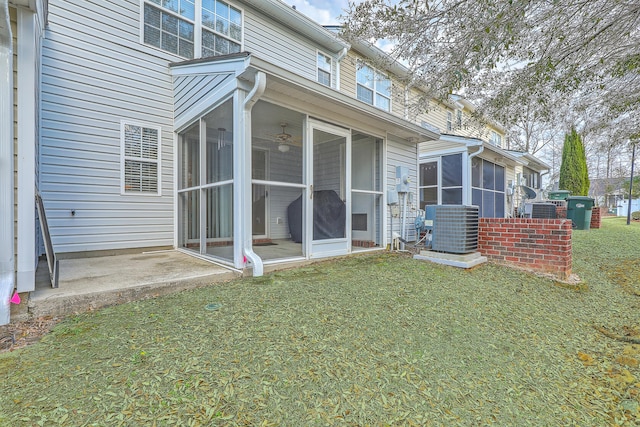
[121,122,161,195]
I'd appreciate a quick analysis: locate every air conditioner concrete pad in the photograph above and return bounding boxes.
[413,251,487,269]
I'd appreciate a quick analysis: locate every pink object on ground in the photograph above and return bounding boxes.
[10,292,20,305]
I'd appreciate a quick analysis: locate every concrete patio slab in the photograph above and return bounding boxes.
[25,250,241,319]
[413,250,488,269]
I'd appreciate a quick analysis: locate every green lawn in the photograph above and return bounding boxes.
[1,217,639,426]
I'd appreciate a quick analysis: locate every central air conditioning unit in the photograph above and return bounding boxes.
[426,205,479,254]
[524,202,557,219]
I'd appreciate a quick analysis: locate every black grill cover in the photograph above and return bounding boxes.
[287,190,346,243]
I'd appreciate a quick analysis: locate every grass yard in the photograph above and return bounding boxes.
[0,217,639,426]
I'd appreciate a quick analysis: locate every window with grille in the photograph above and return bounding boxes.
[317,51,332,86]
[490,130,503,148]
[143,0,242,59]
[356,61,391,111]
[121,122,161,195]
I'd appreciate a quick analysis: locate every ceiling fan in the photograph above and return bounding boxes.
[270,123,301,152]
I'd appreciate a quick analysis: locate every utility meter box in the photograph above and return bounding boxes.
[387,190,399,205]
[396,166,410,193]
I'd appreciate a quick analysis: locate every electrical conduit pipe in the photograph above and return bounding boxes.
[0,0,14,325]
[241,71,266,276]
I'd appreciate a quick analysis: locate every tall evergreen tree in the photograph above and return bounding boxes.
[559,128,590,195]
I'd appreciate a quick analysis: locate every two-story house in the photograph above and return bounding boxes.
[3,0,443,301]
[1,0,549,324]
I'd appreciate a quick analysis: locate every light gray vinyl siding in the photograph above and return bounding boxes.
[313,140,343,195]
[173,73,235,127]
[242,5,335,85]
[268,186,302,240]
[261,147,303,240]
[387,136,418,241]
[41,0,176,253]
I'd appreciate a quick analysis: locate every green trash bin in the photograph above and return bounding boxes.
[549,190,571,200]
[566,196,595,230]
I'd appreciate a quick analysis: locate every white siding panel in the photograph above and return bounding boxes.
[269,187,302,240]
[419,140,466,157]
[387,136,418,241]
[243,12,315,81]
[41,0,176,253]
[173,73,234,125]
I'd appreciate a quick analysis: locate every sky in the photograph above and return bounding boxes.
[280,0,396,52]
[281,0,351,25]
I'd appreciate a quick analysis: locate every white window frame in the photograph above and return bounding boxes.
[418,157,441,208]
[200,0,244,57]
[490,131,503,148]
[317,50,332,87]
[456,109,462,128]
[446,112,452,132]
[356,60,391,112]
[471,156,506,217]
[140,0,244,59]
[121,120,162,196]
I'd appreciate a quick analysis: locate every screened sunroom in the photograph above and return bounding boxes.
[170,53,437,275]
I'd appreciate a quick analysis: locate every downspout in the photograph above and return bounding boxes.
[467,145,484,206]
[0,0,14,325]
[241,71,266,276]
[335,47,347,91]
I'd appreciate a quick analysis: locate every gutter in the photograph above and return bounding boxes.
[0,0,14,325]
[335,46,348,91]
[241,71,266,277]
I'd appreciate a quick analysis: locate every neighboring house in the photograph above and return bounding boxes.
[416,95,549,218]
[1,0,46,324]
[505,150,550,214]
[589,177,628,208]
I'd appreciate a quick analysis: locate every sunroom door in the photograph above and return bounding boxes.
[308,121,351,258]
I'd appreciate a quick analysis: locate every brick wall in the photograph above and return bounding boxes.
[590,206,603,229]
[553,204,602,229]
[478,218,572,280]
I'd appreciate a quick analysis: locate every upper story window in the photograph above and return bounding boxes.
[446,112,452,131]
[143,0,242,59]
[490,131,502,148]
[456,109,462,128]
[356,61,391,112]
[317,52,332,86]
[202,0,242,56]
[144,1,195,58]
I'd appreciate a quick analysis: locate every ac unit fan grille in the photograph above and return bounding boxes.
[427,205,479,254]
